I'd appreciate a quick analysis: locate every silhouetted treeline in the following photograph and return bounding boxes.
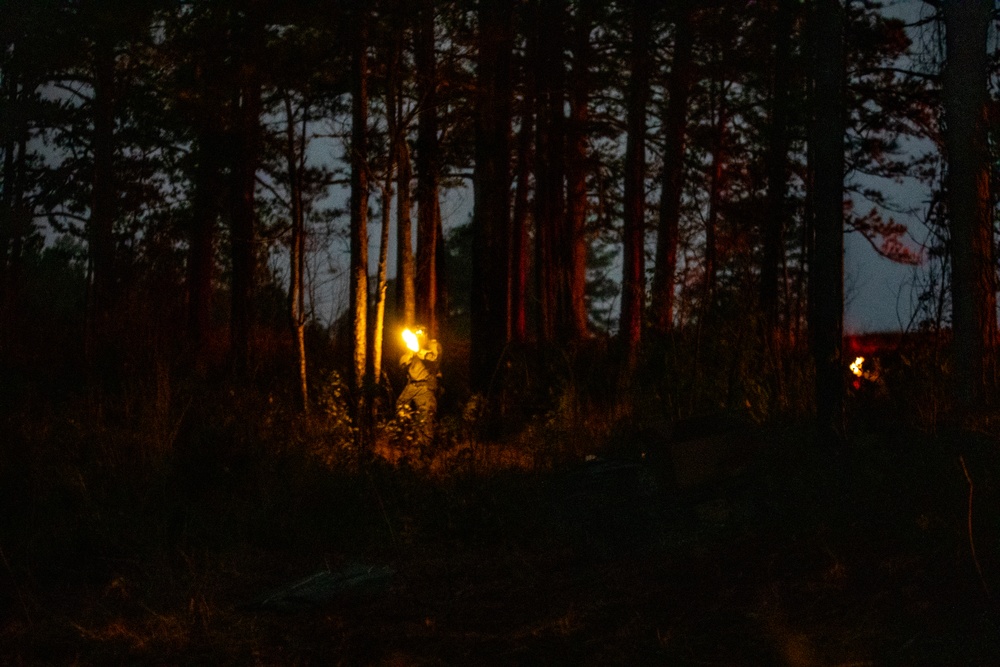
[0,0,996,430]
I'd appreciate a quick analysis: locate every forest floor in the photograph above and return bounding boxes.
[3,421,1000,666]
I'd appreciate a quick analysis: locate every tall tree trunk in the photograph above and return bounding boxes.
[761,0,793,328]
[703,87,727,316]
[374,33,401,385]
[187,125,223,363]
[0,71,29,353]
[620,0,653,370]
[415,0,440,336]
[284,94,309,412]
[532,0,566,343]
[943,0,997,411]
[229,16,263,378]
[87,39,117,380]
[471,0,514,391]
[435,206,449,329]
[564,0,594,340]
[651,3,694,335]
[391,0,415,329]
[511,15,535,343]
[396,118,415,328]
[809,0,846,446]
[350,10,370,397]
[761,0,795,411]
[373,182,392,384]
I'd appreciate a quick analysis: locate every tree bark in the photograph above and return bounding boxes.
[650,3,694,335]
[415,0,440,336]
[0,70,29,353]
[396,115,415,328]
[761,0,793,329]
[564,0,594,340]
[87,38,118,378]
[943,0,997,410]
[228,14,263,378]
[510,13,535,343]
[620,0,653,370]
[809,0,846,446]
[703,85,726,316]
[471,0,514,391]
[284,94,309,412]
[187,125,223,362]
[350,10,370,396]
[374,32,401,385]
[532,0,566,344]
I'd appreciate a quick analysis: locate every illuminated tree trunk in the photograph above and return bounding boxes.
[471,0,513,392]
[943,0,997,410]
[809,0,846,446]
[284,94,309,412]
[396,120,415,328]
[350,10,370,396]
[373,32,400,385]
[415,0,440,336]
[620,0,652,370]
[373,181,391,384]
[650,3,694,335]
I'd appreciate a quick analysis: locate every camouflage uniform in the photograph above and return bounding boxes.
[396,338,442,429]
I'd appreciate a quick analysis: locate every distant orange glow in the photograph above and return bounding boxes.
[850,356,865,377]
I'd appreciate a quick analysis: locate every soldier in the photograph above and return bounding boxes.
[396,325,441,436]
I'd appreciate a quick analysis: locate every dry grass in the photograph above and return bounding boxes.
[3,365,1000,665]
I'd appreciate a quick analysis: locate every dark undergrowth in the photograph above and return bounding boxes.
[2,354,1000,666]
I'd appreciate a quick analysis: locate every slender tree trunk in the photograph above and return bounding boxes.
[809,0,846,446]
[620,0,653,370]
[471,0,514,391]
[415,0,440,335]
[435,196,449,329]
[703,88,727,316]
[0,73,15,332]
[373,182,392,384]
[564,0,594,340]
[943,0,997,411]
[390,1,415,329]
[350,10,370,397]
[0,71,28,353]
[396,118,415,328]
[651,3,694,335]
[284,94,309,412]
[87,39,117,380]
[229,18,262,378]
[532,0,566,344]
[761,0,793,328]
[761,0,795,410]
[373,35,400,385]
[187,126,223,362]
[511,16,535,344]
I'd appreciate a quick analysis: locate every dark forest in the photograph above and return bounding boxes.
[3,0,1000,663]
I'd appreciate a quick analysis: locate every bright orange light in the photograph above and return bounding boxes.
[850,356,865,377]
[402,328,419,352]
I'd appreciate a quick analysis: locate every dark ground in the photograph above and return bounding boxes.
[2,421,1000,666]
